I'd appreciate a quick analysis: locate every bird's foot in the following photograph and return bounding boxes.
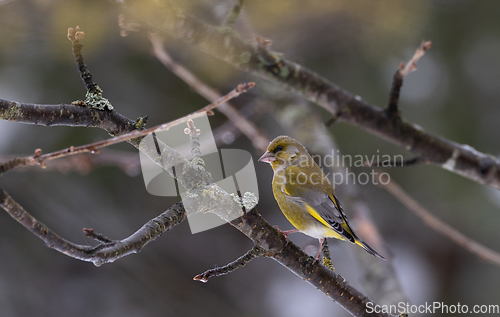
[273,225,299,242]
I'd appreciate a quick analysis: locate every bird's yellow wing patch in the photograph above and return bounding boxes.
[328,193,340,210]
[305,204,332,229]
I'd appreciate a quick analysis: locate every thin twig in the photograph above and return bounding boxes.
[376,171,500,266]
[0,150,141,175]
[387,40,432,116]
[193,245,264,283]
[67,26,112,111]
[0,83,254,174]
[67,26,99,94]
[83,228,114,244]
[149,33,269,152]
[399,40,432,78]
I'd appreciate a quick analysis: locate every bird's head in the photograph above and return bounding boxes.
[258,136,308,170]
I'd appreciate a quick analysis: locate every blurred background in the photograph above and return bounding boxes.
[1,0,500,316]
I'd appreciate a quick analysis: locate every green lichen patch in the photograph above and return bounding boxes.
[85,86,113,111]
[238,51,252,64]
[0,103,19,120]
[134,116,148,130]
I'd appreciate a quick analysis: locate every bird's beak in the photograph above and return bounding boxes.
[258,151,276,163]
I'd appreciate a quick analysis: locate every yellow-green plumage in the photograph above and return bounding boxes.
[259,136,384,259]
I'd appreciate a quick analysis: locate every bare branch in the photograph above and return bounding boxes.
[399,40,432,78]
[376,171,500,266]
[0,187,187,266]
[67,26,97,94]
[68,26,113,111]
[0,83,254,175]
[230,210,396,317]
[0,99,137,135]
[0,179,395,316]
[128,1,500,190]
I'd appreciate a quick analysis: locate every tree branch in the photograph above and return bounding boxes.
[124,0,500,190]
[229,209,396,317]
[0,187,186,266]
[0,82,254,175]
[0,177,395,316]
[68,26,99,95]
[68,26,113,111]
[0,99,138,135]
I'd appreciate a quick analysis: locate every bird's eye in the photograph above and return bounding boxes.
[274,145,283,153]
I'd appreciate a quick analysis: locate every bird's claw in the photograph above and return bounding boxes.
[273,225,299,243]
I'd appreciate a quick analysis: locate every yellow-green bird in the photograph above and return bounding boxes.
[259,136,385,260]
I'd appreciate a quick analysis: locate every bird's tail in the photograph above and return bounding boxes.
[355,239,386,260]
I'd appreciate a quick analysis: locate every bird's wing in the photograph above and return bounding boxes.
[282,166,356,243]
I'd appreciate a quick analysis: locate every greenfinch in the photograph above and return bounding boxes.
[259,136,385,260]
